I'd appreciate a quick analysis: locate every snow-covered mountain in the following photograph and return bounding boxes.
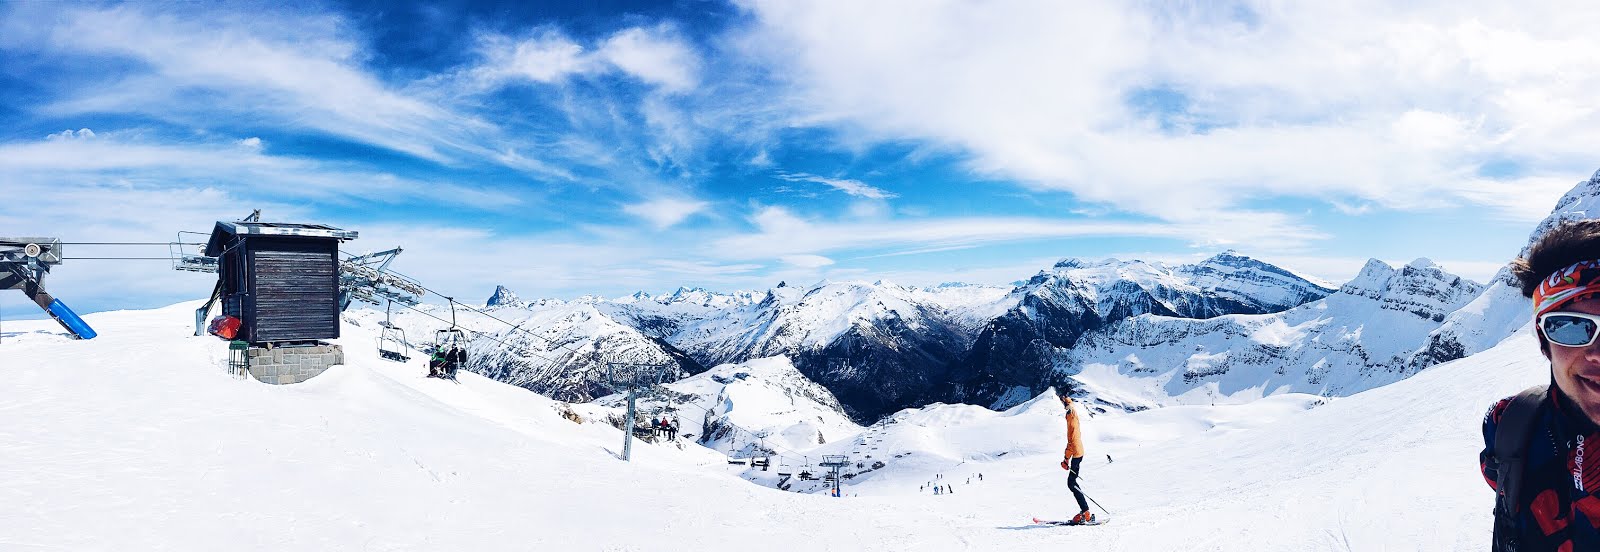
[389,253,1351,422]
[664,280,987,422]
[466,302,705,403]
[1408,168,1600,370]
[937,251,1337,411]
[1063,257,1483,411]
[344,298,704,403]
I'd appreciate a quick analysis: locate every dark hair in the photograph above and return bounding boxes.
[1510,219,1600,298]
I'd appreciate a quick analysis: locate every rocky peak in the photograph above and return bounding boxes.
[1337,258,1481,322]
[485,285,521,307]
[1522,168,1600,257]
[1338,259,1398,299]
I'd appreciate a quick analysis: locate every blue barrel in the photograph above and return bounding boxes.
[47,299,98,340]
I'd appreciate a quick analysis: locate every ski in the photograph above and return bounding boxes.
[1031,516,1109,526]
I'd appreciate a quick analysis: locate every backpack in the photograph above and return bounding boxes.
[1491,385,1550,552]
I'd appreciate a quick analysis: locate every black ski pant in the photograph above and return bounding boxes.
[1067,456,1088,512]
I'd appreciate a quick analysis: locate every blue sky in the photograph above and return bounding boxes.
[3,0,1599,318]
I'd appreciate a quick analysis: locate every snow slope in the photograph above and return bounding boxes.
[1,301,1539,550]
[595,356,864,456]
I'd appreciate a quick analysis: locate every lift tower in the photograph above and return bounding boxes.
[0,238,96,339]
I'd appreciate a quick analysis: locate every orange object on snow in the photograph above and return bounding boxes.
[208,315,241,340]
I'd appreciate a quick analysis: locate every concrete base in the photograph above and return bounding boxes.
[247,343,344,385]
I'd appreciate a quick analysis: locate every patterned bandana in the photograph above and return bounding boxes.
[1534,260,1600,319]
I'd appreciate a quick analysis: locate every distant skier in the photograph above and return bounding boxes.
[1482,220,1600,551]
[1060,394,1093,525]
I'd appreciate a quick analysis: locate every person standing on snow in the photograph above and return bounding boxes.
[1061,394,1092,524]
[1483,220,1600,551]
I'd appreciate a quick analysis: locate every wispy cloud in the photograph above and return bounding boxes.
[708,205,1323,261]
[777,173,897,199]
[7,4,490,163]
[0,132,524,211]
[467,25,700,93]
[622,197,711,229]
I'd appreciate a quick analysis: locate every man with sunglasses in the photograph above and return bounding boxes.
[1483,220,1600,551]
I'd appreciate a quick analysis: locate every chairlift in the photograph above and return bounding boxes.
[429,299,468,379]
[376,300,410,362]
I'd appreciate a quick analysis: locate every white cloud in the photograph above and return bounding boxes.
[474,31,593,84]
[471,25,700,93]
[731,0,1600,228]
[622,197,711,229]
[598,26,700,92]
[46,128,95,140]
[780,254,834,268]
[778,173,897,199]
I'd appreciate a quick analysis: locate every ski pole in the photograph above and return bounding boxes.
[1067,467,1113,515]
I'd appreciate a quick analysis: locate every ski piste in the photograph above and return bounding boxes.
[1031,516,1109,526]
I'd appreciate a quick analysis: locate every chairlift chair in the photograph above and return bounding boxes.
[429,299,468,379]
[376,300,410,362]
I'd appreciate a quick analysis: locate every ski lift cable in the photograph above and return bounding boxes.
[46,241,791,449]
[39,239,580,368]
[74,241,202,245]
[414,282,569,350]
[388,298,566,367]
[337,257,575,354]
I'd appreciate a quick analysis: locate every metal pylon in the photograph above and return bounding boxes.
[605,362,669,462]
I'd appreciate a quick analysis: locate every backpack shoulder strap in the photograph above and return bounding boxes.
[1492,384,1550,552]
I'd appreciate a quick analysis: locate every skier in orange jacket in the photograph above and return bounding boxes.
[1060,394,1092,524]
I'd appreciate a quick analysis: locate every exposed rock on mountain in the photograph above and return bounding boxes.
[1056,258,1483,412]
[936,252,1337,410]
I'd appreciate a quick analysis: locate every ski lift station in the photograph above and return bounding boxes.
[199,218,357,384]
